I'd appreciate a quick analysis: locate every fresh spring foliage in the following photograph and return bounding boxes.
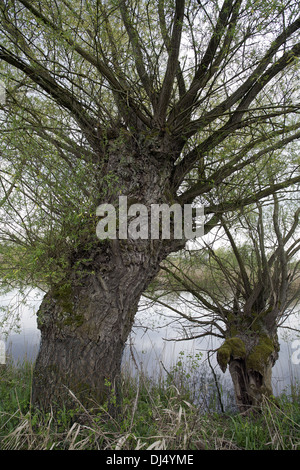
[0,0,299,291]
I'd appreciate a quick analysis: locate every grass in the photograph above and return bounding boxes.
[0,357,300,450]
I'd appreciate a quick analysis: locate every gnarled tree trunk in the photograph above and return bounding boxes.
[32,136,185,410]
[217,332,279,413]
[228,353,276,413]
[32,240,170,409]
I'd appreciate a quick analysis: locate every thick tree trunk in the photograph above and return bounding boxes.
[32,239,171,410]
[217,332,279,413]
[228,357,274,413]
[32,135,185,410]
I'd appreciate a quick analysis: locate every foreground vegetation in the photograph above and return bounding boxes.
[0,357,300,451]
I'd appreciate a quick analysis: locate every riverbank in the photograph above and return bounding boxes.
[0,358,299,450]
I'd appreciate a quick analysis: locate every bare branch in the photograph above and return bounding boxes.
[158,0,186,99]
[0,47,99,146]
[220,216,252,297]
[156,0,185,121]
[169,0,243,125]
[178,126,300,203]
[205,175,300,218]
[16,0,153,127]
[170,15,300,139]
[119,0,155,106]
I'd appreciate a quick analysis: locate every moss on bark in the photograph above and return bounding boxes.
[217,337,246,373]
[246,335,276,375]
[52,283,84,328]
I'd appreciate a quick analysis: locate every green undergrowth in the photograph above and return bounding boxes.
[0,358,300,450]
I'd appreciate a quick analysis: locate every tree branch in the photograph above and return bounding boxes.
[205,175,300,218]
[173,104,300,189]
[16,0,153,128]
[220,216,252,297]
[159,264,229,319]
[178,127,300,204]
[170,15,300,137]
[119,0,155,106]
[0,47,99,147]
[169,0,242,126]
[156,0,185,122]
[158,0,186,99]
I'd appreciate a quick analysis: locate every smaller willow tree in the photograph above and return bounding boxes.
[149,194,300,412]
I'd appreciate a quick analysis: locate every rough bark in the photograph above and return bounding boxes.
[217,331,279,413]
[32,136,185,410]
[32,240,169,409]
[228,354,276,413]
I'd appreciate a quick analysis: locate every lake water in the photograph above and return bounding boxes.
[1,288,300,407]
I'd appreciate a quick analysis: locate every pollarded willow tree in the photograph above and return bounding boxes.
[0,0,300,409]
[149,193,300,412]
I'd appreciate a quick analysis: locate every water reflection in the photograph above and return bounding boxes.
[1,289,299,400]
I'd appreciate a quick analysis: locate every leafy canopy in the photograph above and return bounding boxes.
[0,0,299,289]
